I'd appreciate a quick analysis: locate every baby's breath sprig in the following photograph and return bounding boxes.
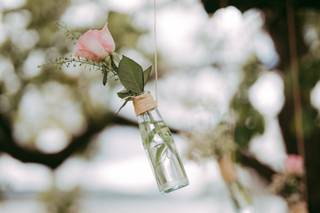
[56,22,82,41]
[41,55,120,86]
[55,56,104,70]
[186,122,237,161]
[39,56,101,72]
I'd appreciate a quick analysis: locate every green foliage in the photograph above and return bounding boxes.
[298,56,320,100]
[231,58,265,148]
[108,12,144,50]
[116,97,131,114]
[140,120,177,165]
[117,56,144,94]
[24,0,71,49]
[233,101,265,148]
[40,186,81,213]
[25,0,69,28]
[155,144,167,164]
[117,90,134,99]
[116,56,152,101]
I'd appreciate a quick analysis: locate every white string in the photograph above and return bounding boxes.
[153,0,159,103]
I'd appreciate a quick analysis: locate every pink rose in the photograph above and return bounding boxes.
[75,23,115,61]
[285,155,304,175]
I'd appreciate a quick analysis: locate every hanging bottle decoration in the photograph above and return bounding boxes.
[116,55,189,193]
[186,122,253,211]
[218,154,253,212]
[46,21,189,193]
[133,93,189,193]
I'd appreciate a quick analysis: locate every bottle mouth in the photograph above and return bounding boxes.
[132,92,157,115]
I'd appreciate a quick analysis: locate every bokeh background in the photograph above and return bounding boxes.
[0,0,319,212]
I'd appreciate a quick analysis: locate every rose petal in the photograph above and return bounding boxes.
[74,23,115,61]
[98,25,115,53]
[78,30,108,58]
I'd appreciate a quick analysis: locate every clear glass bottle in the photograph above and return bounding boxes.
[227,180,253,213]
[137,108,189,193]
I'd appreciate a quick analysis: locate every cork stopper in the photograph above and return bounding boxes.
[218,154,237,183]
[132,93,157,115]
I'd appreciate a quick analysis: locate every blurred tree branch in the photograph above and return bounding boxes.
[238,151,276,182]
[0,112,276,181]
[0,114,136,169]
[201,0,320,14]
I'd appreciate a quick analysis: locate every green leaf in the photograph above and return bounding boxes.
[155,144,167,164]
[102,72,108,85]
[116,97,131,114]
[117,56,144,93]
[143,66,152,85]
[117,89,133,99]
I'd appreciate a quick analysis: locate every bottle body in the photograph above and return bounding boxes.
[227,180,253,213]
[137,108,189,193]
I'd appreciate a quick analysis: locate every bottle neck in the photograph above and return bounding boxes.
[137,108,162,124]
[132,92,157,116]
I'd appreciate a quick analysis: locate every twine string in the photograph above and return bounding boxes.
[153,0,159,103]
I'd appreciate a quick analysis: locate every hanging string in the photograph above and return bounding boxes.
[153,0,159,103]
